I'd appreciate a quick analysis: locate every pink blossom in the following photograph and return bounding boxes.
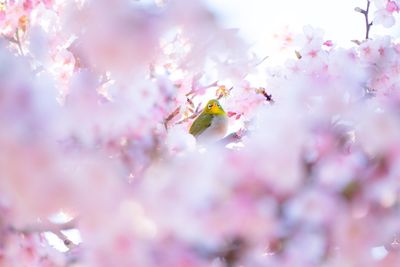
[42,0,52,9]
[23,0,33,12]
[386,0,400,12]
[1,0,400,266]
[323,40,333,47]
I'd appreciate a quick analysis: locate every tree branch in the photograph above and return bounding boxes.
[1,33,18,44]
[15,28,24,56]
[255,87,274,103]
[355,0,373,40]
[14,218,78,233]
[364,1,373,40]
[9,217,79,250]
[164,106,180,129]
[52,229,78,250]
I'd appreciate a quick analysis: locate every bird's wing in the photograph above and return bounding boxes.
[189,113,214,137]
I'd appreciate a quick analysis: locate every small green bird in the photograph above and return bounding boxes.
[189,99,228,143]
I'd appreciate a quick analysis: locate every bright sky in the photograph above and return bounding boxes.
[205,0,398,54]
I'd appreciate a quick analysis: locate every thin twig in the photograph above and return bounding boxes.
[1,33,18,44]
[10,217,78,234]
[176,111,200,125]
[255,87,274,103]
[355,1,373,40]
[186,80,219,97]
[175,100,203,125]
[15,28,24,55]
[364,1,373,39]
[52,229,77,249]
[164,106,180,129]
[9,218,79,250]
[253,55,269,67]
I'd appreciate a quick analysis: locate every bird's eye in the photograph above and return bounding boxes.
[207,104,212,109]
[217,104,221,108]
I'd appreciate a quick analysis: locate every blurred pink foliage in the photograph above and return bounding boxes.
[374,0,400,27]
[1,0,400,266]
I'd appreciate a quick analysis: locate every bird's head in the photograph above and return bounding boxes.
[203,99,226,115]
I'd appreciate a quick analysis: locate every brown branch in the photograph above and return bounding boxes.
[364,1,373,40]
[164,106,180,129]
[176,101,203,125]
[9,218,79,250]
[255,87,274,103]
[176,112,199,125]
[194,102,202,113]
[164,98,202,129]
[355,1,373,40]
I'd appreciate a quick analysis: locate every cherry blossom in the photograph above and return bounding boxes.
[1,0,400,266]
[373,0,400,27]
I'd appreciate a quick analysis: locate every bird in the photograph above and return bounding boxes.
[189,99,228,143]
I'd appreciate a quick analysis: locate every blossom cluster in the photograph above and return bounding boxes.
[374,0,400,27]
[1,0,400,266]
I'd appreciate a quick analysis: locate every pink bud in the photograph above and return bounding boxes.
[386,1,400,13]
[23,0,33,11]
[227,111,237,117]
[323,40,333,47]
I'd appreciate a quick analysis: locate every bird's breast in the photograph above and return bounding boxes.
[197,115,228,143]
